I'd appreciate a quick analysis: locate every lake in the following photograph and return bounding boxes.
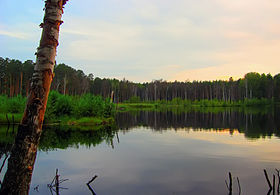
[1,108,280,194]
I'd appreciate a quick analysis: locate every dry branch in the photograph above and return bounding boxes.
[87,175,98,195]
[47,169,68,194]
[264,169,273,190]
[276,169,280,194]
[237,177,241,195]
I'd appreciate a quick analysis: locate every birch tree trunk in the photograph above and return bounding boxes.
[0,0,67,194]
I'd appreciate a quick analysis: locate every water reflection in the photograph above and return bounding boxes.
[0,124,41,194]
[0,124,117,194]
[39,125,117,151]
[116,108,280,139]
[1,109,280,194]
[0,109,279,152]
[0,125,118,154]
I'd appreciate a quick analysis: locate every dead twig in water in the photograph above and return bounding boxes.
[237,177,241,195]
[116,132,120,143]
[87,175,98,195]
[225,172,242,195]
[5,124,10,136]
[5,114,9,126]
[47,169,69,195]
[264,169,273,190]
[273,174,276,195]
[225,172,233,195]
[33,185,39,192]
[276,169,280,194]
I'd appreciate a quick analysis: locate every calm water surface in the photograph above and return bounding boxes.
[1,110,280,195]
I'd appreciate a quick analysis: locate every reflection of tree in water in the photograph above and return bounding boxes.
[116,108,280,139]
[0,126,17,168]
[1,109,279,153]
[0,125,15,187]
[0,125,118,154]
[0,143,12,159]
[39,125,118,150]
[0,125,118,194]
[1,109,280,193]
[0,143,13,184]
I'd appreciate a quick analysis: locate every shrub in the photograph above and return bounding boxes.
[1,91,115,119]
[54,94,75,116]
[45,90,60,119]
[103,98,114,118]
[74,94,114,118]
[0,95,9,113]
[7,95,26,113]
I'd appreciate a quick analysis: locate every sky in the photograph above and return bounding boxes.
[0,0,280,82]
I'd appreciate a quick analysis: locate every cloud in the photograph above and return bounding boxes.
[0,22,40,40]
[2,0,280,82]
[0,29,28,39]
[58,2,280,82]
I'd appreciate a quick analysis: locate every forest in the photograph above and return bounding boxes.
[1,0,280,194]
[1,57,280,103]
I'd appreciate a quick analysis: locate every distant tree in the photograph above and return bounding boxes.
[1,56,279,103]
[22,60,35,96]
[0,57,8,94]
[274,74,280,101]
[245,72,261,98]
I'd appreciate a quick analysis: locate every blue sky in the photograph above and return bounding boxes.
[1,0,280,82]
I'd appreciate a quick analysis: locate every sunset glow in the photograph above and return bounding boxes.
[1,0,280,82]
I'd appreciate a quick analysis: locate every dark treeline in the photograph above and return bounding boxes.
[1,57,280,102]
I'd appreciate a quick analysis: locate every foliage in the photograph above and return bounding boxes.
[1,91,115,123]
[76,94,103,117]
[2,57,280,104]
[55,94,75,116]
[0,95,26,113]
[118,97,274,112]
[44,91,114,120]
[45,90,61,119]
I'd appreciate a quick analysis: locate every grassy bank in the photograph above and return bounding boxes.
[51,116,115,131]
[118,98,275,112]
[0,91,115,127]
[0,93,276,124]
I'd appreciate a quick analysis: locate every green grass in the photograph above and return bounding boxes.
[0,95,26,114]
[64,116,114,126]
[116,98,275,114]
[0,92,115,128]
[117,103,156,111]
[0,93,275,125]
[118,97,275,111]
